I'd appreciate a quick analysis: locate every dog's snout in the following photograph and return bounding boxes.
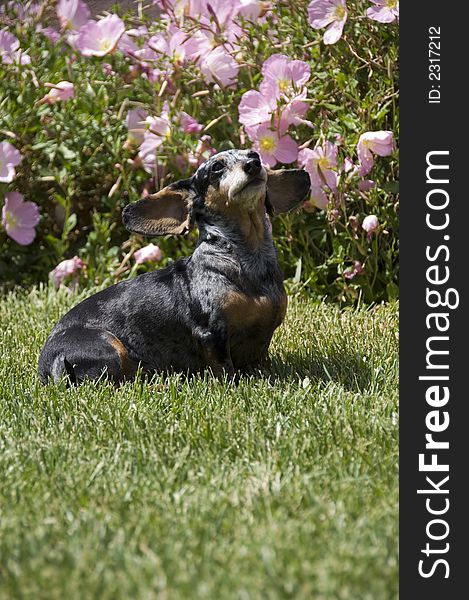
[243,157,261,177]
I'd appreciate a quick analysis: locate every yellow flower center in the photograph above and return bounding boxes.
[317,157,330,169]
[4,211,17,228]
[278,78,290,92]
[173,49,184,62]
[174,0,186,19]
[260,135,276,153]
[99,38,113,52]
[334,4,346,19]
[386,0,397,8]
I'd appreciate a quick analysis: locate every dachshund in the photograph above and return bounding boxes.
[38,149,310,384]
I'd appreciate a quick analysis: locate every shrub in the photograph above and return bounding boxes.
[0,0,399,303]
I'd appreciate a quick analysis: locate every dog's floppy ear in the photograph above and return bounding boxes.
[266,169,311,215]
[122,181,193,236]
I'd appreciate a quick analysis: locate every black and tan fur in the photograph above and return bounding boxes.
[38,149,310,383]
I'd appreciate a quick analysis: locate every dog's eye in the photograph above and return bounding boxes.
[247,151,259,160]
[210,161,225,173]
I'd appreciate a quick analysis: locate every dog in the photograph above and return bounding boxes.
[38,149,310,384]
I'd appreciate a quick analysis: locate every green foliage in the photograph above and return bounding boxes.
[0,286,399,599]
[0,0,398,302]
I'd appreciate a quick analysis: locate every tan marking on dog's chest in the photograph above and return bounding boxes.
[205,190,266,249]
[222,290,286,332]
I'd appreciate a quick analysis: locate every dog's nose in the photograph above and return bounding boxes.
[243,157,261,176]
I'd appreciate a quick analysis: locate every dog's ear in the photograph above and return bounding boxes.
[122,181,193,236]
[266,169,311,215]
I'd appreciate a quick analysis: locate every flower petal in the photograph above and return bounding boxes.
[6,225,36,245]
[323,18,346,44]
[274,134,298,164]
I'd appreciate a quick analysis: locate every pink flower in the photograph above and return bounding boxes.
[75,15,125,57]
[40,81,75,105]
[0,27,30,64]
[358,179,375,192]
[362,214,379,240]
[140,134,166,173]
[147,111,171,138]
[343,156,358,176]
[357,130,394,176]
[179,112,203,134]
[195,135,217,158]
[247,124,298,167]
[189,0,241,36]
[200,46,239,88]
[298,142,338,191]
[308,185,329,210]
[0,30,18,56]
[238,89,276,129]
[177,0,238,26]
[238,0,263,19]
[280,93,313,133]
[118,33,138,56]
[132,43,161,73]
[188,135,217,168]
[299,143,338,209]
[1,1,42,23]
[50,256,84,288]
[308,0,348,45]
[102,62,115,76]
[126,26,149,39]
[57,0,90,31]
[134,243,163,264]
[2,192,40,245]
[37,25,61,44]
[149,26,211,63]
[65,30,80,51]
[153,0,189,19]
[344,260,363,280]
[366,0,399,24]
[139,110,171,173]
[260,54,310,100]
[0,141,23,183]
[125,109,148,145]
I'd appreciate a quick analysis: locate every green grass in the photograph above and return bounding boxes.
[0,287,398,600]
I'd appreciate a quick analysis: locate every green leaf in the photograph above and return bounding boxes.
[63,213,77,237]
[386,281,399,300]
[58,144,76,160]
[382,181,399,194]
[293,258,302,284]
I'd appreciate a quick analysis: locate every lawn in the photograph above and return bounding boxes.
[0,287,398,600]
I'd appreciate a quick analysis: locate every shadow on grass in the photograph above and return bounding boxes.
[266,349,373,392]
[36,349,372,393]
